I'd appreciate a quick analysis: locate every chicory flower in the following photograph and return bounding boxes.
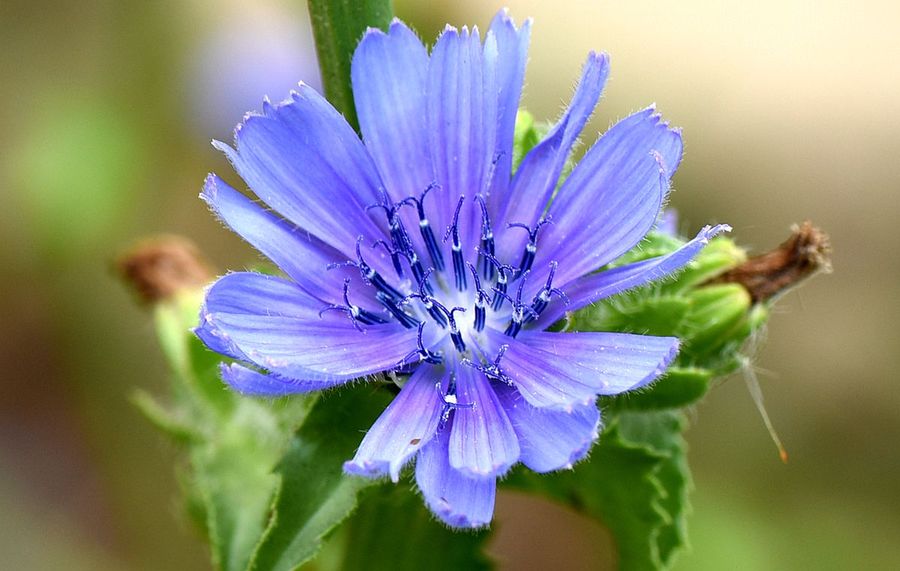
[196,9,728,528]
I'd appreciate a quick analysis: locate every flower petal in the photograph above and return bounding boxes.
[196,271,323,363]
[352,20,431,206]
[485,328,679,410]
[215,86,393,276]
[533,224,731,329]
[201,174,368,304]
[495,384,600,473]
[219,362,346,396]
[344,364,445,482]
[448,364,519,478]
[351,20,437,260]
[195,317,249,362]
[483,10,531,204]
[415,428,496,528]
[494,52,609,261]
[427,25,498,252]
[199,272,417,380]
[532,107,684,292]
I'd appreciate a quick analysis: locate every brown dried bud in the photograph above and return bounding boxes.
[709,221,831,303]
[116,235,214,304]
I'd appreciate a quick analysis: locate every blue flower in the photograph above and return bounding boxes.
[196,10,728,528]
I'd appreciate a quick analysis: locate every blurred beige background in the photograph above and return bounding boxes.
[1,1,896,569]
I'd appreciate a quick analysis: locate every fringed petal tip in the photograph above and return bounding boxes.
[194,309,248,363]
[709,223,733,236]
[422,472,496,530]
[219,362,347,397]
[497,385,601,473]
[199,172,218,202]
[535,423,600,474]
[432,505,493,530]
[631,337,680,391]
[342,459,399,482]
[586,50,611,68]
[490,7,533,33]
[388,18,418,35]
[211,83,325,144]
[343,366,444,484]
[359,21,409,44]
[416,431,497,529]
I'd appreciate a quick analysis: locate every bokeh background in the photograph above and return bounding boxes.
[1,1,897,569]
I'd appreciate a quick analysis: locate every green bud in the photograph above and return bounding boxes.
[681,283,753,363]
[580,232,776,409]
[573,295,691,337]
[659,235,747,294]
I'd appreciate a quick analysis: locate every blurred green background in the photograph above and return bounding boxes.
[1,1,896,569]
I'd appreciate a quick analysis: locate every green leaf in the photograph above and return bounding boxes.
[616,412,692,568]
[154,291,236,416]
[194,397,313,571]
[335,483,492,571]
[512,110,541,171]
[307,0,393,131]
[615,368,713,411]
[130,389,199,444]
[506,410,691,570]
[249,385,394,571]
[141,289,316,571]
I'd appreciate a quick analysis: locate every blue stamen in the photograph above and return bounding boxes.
[529,261,569,320]
[474,195,495,281]
[377,291,420,329]
[481,250,515,311]
[401,183,445,271]
[318,278,388,329]
[508,217,553,278]
[495,272,537,338]
[401,268,448,328]
[408,254,430,294]
[367,194,409,278]
[437,376,475,426]
[444,196,467,292]
[328,237,406,301]
[462,344,512,385]
[401,323,443,366]
[433,301,467,352]
[389,218,415,276]
[466,262,490,332]
[374,240,432,296]
[347,237,405,301]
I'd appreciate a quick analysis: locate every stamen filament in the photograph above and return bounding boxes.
[377,291,420,329]
[318,279,388,329]
[402,183,445,271]
[529,261,568,321]
[475,195,496,281]
[509,217,553,278]
[467,262,489,332]
[481,250,515,311]
[445,196,468,292]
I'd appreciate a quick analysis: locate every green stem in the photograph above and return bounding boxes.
[307,0,393,132]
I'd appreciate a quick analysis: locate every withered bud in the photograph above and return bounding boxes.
[116,235,215,304]
[709,221,831,303]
